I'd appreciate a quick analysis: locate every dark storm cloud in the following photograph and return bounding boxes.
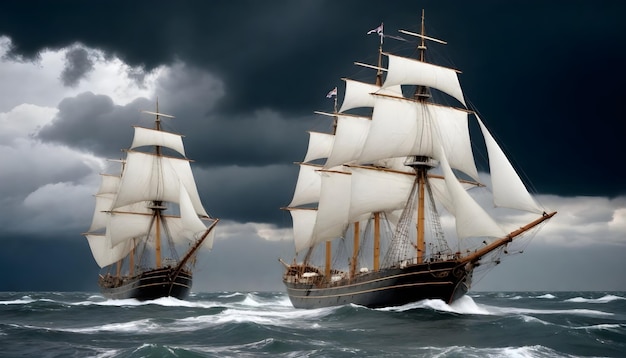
[37,60,313,169]
[193,164,299,225]
[2,1,625,197]
[61,46,94,87]
[36,92,152,158]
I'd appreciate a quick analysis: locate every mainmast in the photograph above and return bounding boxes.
[406,9,436,264]
[142,100,175,269]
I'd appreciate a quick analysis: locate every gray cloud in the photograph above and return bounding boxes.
[61,46,94,87]
[36,92,149,158]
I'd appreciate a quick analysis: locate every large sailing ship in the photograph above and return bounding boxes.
[281,13,556,309]
[84,104,218,300]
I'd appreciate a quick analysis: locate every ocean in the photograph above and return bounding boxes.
[0,291,624,357]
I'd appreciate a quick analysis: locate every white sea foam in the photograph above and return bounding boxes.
[422,344,567,358]
[72,296,222,309]
[376,295,492,315]
[0,296,34,305]
[217,292,245,298]
[573,323,625,332]
[485,305,613,317]
[565,294,625,304]
[534,293,556,299]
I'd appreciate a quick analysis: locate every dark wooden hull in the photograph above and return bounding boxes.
[284,260,472,309]
[99,267,192,301]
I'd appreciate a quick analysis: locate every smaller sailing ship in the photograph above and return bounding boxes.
[281,12,556,309]
[84,103,218,300]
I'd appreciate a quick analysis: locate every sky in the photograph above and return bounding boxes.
[0,0,624,293]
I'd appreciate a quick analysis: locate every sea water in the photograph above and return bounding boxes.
[0,291,624,357]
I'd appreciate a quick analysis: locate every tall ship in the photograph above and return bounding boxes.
[281,13,556,309]
[84,104,219,300]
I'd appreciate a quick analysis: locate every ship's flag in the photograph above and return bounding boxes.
[326,87,337,98]
[367,23,384,36]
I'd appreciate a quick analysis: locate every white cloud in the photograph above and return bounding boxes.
[213,220,293,243]
[0,36,162,111]
[0,103,57,143]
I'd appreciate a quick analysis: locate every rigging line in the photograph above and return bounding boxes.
[425,176,452,255]
[382,177,419,268]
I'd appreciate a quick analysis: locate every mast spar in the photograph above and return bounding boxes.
[141,101,177,269]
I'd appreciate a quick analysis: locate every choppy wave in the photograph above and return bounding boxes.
[1,291,624,357]
[565,294,625,304]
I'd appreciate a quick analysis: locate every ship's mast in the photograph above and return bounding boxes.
[371,26,385,271]
[409,9,433,264]
[141,99,176,269]
[154,100,163,268]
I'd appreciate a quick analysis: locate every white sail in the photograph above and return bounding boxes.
[288,208,318,253]
[428,175,478,215]
[310,170,352,246]
[89,193,114,232]
[438,147,506,239]
[348,166,414,222]
[325,114,371,168]
[162,185,214,248]
[340,78,402,112]
[477,115,543,214]
[96,174,120,195]
[383,53,466,106]
[86,234,134,268]
[107,211,153,247]
[359,95,479,180]
[289,163,322,207]
[131,126,186,156]
[179,183,210,240]
[303,131,334,163]
[112,151,209,218]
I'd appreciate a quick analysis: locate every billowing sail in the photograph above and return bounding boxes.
[86,234,134,268]
[303,131,334,163]
[288,208,318,253]
[383,53,466,106]
[131,126,186,156]
[324,114,371,168]
[289,163,322,207]
[358,95,479,180]
[310,170,352,246]
[112,151,209,218]
[477,116,543,214]
[340,78,403,112]
[348,166,414,222]
[437,146,506,239]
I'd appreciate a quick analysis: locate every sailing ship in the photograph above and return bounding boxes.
[281,13,556,309]
[84,104,218,300]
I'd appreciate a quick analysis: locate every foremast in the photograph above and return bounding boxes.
[399,10,557,267]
